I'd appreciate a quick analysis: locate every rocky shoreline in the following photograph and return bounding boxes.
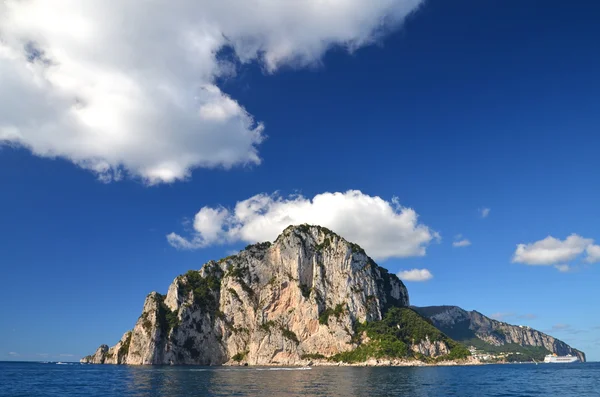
[224,357,483,367]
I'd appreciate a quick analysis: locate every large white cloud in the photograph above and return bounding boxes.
[0,0,423,183]
[512,234,600,267]
[167,190,439,260]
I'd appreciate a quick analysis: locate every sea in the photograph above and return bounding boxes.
[1,361,598,397]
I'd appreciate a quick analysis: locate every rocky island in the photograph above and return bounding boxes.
[82,225,584,366]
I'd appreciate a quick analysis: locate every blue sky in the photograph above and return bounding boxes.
[1,0,599,361]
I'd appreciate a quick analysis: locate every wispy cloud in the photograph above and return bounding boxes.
[453,234,471,247]
[8,352,19,356]
[554,264,573,273]
[545,324,585,334]
[517,313,537,320]
[490,312,515,321]
[397,269,433,282]
[479,208,490,218]
[59,354,74,357]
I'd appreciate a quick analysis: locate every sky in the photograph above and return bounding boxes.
[1,0,599,362]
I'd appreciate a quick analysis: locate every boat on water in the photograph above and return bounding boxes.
[543,354,579,363]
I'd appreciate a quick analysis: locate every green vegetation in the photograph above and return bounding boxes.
[244,241,272,251]
[232,326,250,334]
[330,308,470,363]
[301,353,326,360]
[228,288,240,301]
[232,351,249,362]
[348,242,365,255]
[315,237,331,251]
[117,332,132,361]
[226,263,255,299]
[468,339,550,362]
[260,320,277,332]
[299,283,311,299]
[140,312,152,332]
[178,265,223,315]
[319,303,346,325]
[259,320,299,343]
[156,294,181,334]
[281,327,299,344]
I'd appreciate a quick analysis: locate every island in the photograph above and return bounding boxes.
[82,225,585,366]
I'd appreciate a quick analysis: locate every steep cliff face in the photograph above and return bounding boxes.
[413,306,586,362]
[82,225,416,365]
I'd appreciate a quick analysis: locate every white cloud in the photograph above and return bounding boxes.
[59,354,74,357]
[554,264,572,273]
[168,190,438,260]
[512,234,597,266]
[397,268,433,282]
[585,244,600,264]
[453,238,471,247]
[0,0,423,184]
[479,208,491,218]
[8,352,18,356]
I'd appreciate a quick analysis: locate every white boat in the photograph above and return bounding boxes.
[543,354,578,363]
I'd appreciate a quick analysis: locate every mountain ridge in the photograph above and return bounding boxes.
[412,305,585,362]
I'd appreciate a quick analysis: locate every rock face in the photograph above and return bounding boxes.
[82,225,412,365]
[413,306,586,362]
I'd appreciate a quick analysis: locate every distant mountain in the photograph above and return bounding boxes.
[413,306,585,362]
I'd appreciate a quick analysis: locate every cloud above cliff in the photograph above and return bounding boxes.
[512,234,600,270]
[0,0,423,184]
[396,269,433,282]
[167,190,439,260]
[479,207,491,218]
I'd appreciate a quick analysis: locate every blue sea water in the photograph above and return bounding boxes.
[1,361,599,396]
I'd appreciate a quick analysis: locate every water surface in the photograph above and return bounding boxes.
[1,361,598,396]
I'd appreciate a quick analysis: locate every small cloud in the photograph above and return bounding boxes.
[490,312,515,321]
[479,208,490,218]
[517,313,537,320]
[585,244,600,264]
[546,324,582,335]
[8,352,18,356]
[551,323,570,331]
[59,354,74,357]
[512,234,598,267]
[37,353,49,357]
[397,268,433,282]
[554,264,572,273]
[453,239,471,248]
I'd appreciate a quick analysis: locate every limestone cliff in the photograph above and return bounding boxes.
[82,225,420,365]
[413,306,586,362]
